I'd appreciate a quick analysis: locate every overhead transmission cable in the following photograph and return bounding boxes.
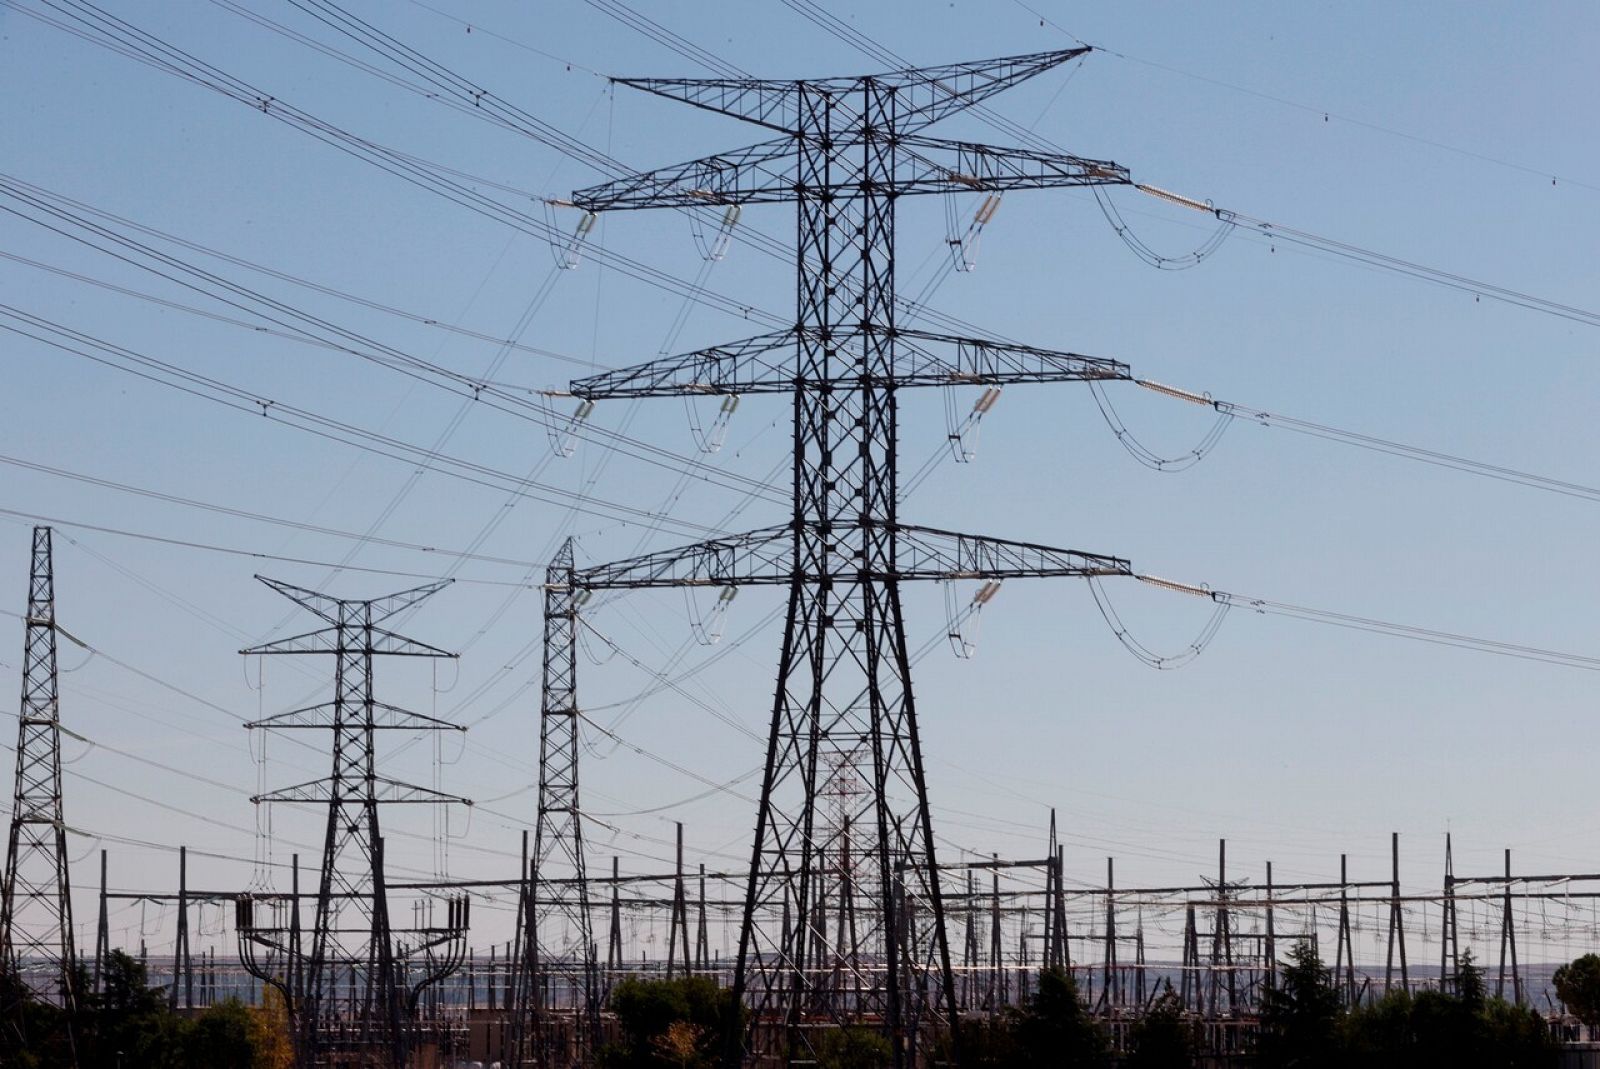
[1113,574,1600,673]
[0,177,785,504]
[772,0,1600,338]
[0,453,546,568]
[0,305,734,537]
[1118,377,1600,505]
[1008,0,1600,196]
[7,1,783,326]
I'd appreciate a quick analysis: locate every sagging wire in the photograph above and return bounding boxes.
[541,199,597,269]
[1089,379,1234,471]
[1087,575,1231,670]
[1093,185,1232,270]
[684,393,739,454]
[585,767,763,818]
[59,724,94,766]
[900,386,1002,502]
[944,579,1001,659]
[1139,376,1600,505]
[578,618,620,667]
[247,653,273,893]
[685,585,738,646]
[534,391,595,458]
[944,386,1002,464]
[689,203,742,262]
[1135,574,1600,672]
[944,192,1002,272]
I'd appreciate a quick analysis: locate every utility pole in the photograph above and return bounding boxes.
[0,526,79,1060]
[1498,848,1521,1005]
[696,863,710,974]
[1335,854,1355,1006]
[235,577,469,1068]
[1440,834,1458,991]
[565,49,1132,1066]
[94,850,108,996]
[1384,832,1407,993]
[171,846,190,1012]
[667,823,691,977]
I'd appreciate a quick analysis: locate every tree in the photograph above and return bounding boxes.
[247,986,295,1069]
[813,1025,892,1069]
[1341,950,1555,1069]
[1256,942,1345,1068]
[1008,967,1110,1069]
[601,976,742,1069]
[1555,952,1600,1031]
[0,951,279,1069]
[1126,990,1199,1069]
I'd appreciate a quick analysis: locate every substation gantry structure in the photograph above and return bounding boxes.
[513,49,1140,1068]
[0,527,80,1062]
[236,578,470,1068]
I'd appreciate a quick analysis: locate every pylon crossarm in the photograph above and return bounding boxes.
[614,77,807,132]
[872,47,1093,129]
[894,328,1130,385]
[573,524,793,591]
[251,776,471,805]
[571,330,797,399]
[253,575,451,624]
[573,138,797,211]
[571,328,1127,399]
[244,700,465,731]
[241,626,455,658]
[894,135,1130,195]
[613,48,1091,135]
[253,575,345,624]
[892,524,1132,580]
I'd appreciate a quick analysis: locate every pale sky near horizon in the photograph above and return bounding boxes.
[3,0,1600,966]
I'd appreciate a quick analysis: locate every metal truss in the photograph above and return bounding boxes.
[562,48,1131,1068]
[569,328,1129,400]
[571,523,1128,591]
[509,539,600,1068]
[0,527,79,1061]
[237,577,469,1068]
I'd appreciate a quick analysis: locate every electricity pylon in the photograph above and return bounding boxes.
[237,577,468,1068]
[565,49,1134,1066]
[0,527,78,1058]
[509,538,598,1068]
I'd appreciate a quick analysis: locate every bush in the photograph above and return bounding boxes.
[1126,990,1200,1068]
[601,975,742,1069]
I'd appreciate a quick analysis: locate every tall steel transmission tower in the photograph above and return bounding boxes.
[508,538,598,1067]
[564,49,1134,1065]
[0,527,78,1046]
[236,577,469,1068]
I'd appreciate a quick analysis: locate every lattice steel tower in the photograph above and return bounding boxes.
[238,577,469,1068]
[509,538,598,1067]
[567,49,1134,1066]
[0,527,78,1045]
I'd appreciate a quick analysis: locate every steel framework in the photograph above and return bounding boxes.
[509,539,599,1068]
[0,527,78,1060]
[562,48,1134,1067]
[236,577,470,1068]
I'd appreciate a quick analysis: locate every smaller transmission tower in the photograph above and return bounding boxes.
[237,576,469,1069]
[0,527,78,1046]
[510,538,599,1067]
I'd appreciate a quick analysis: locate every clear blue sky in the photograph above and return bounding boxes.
[2,0,1599,965]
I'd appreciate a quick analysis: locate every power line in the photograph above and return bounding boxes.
[0,453,547,568]
[1129,378,1600,505]
[0,176,786,503]
[1007,0,1600,195]
[0,304,744,538]
[1130,574,1600,673]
